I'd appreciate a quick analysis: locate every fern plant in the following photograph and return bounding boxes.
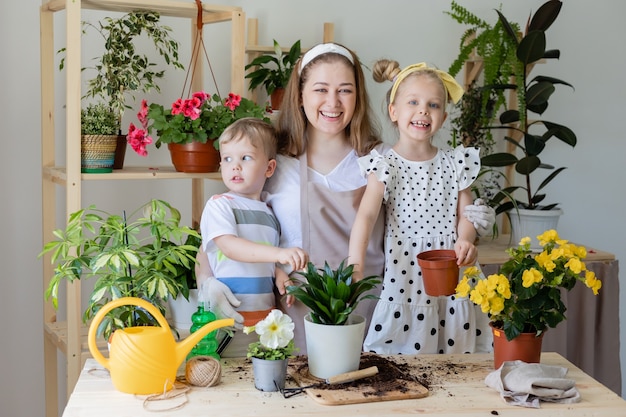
[286,260,381,326]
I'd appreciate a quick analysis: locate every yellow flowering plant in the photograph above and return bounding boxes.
[456,230,602,341]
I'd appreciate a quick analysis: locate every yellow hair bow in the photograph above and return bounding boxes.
[389,62,464,105]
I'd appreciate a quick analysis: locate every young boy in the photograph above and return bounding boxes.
[197,117,308,356]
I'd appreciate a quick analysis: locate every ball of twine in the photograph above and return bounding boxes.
[185,356,221,387]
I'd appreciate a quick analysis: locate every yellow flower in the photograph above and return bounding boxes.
[522,268,543,287]
[495,274,511,298]
[489,296,505,315]
[537,229,559,246]
[456,276,471,297]
[565,257,584,274]
[585,270,602,295]
[535,251,556,272]
[519,236,531,246]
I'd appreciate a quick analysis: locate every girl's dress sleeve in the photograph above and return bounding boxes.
[357,149,392,201]
[452,145,481,190]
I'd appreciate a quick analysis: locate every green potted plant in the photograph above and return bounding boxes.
[59,11,184,167]
[79,102,119,173]
[126,91,269,172]
[39,199,200,341]
[478,0,577,247]
[243,309,297,392]
[245,39,301,110]
[445,0,521,235]
[286,260,380,379]
[456,229,601,368]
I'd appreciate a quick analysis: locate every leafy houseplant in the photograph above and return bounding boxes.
[81,103,119,135]
[245,39,301,109]
[478,0,577,213]
[456,229,602,342]
[127,91,269,155]
[286,260,381,326]
[243,310,297,360]
[40,199,200,341]
[58,11,184,131]
[445,1,520,221]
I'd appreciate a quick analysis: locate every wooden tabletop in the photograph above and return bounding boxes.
[477,235,616,264]
[63,353,626,416]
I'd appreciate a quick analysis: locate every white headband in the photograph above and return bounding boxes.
[299,43,354,75]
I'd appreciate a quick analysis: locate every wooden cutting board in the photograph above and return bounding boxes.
[287,353,429,405]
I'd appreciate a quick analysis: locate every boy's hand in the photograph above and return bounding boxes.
[275,268,295,307]
[276,247,309,272]
[454,239,477,266]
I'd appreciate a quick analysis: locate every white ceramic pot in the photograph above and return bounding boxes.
[508,208,563,250]
[167,289,199,332]
[304,314,365,379]
[251,357,288,392]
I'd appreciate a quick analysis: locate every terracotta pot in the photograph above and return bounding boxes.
[416,249,459,296]
[491,323,544,369]
[270,88,285,110]
[168,142,220,173]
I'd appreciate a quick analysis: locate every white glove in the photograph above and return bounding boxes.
[201,277,244,329]
[464,198,496,237]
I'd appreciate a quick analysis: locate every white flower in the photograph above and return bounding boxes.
[254,309,294,349]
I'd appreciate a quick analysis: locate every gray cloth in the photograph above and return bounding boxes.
[485,360,581,408]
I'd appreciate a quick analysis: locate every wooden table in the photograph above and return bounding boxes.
[63,353,626,416]
[477,235,621,395]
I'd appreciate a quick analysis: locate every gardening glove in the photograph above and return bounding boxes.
[464,198,496,237]
[201,277,244,329]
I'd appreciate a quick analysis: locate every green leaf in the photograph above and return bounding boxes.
[481,152,518,167]
[517,30,546,65]
[528,0,562,32]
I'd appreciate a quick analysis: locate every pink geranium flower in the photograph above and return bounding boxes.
[126,90,268,156]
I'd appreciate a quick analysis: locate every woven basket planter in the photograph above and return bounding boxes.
[81,135,118,173]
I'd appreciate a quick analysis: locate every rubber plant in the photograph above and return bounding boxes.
[481,0,577,212]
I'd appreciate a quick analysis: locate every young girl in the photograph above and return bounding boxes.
[348,60,491,355]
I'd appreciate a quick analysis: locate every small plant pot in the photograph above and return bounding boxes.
[251,357,288,392]
[491,323,544,369]
[417,249,459,296]
[81,134,118,173]
[304,314,365,379]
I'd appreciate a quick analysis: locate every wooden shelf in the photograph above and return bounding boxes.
[43,166,222,183]
[40,2,243,415]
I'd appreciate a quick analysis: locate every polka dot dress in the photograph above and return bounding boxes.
[361,146,492,355]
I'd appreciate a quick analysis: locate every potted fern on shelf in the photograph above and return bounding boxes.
[286,260,380,379]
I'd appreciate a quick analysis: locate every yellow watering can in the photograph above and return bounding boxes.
[88,296,234,394]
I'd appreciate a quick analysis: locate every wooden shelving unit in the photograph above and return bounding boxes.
[39,1,244,416]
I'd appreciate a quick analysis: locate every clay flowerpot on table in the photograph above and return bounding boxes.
[417,249,459,296]
[491,322,544,369]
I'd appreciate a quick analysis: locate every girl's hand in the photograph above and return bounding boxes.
[454,239,477,266]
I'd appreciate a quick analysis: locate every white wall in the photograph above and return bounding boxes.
[1,1,624,416]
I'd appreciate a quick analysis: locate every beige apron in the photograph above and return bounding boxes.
[277,154,385,353]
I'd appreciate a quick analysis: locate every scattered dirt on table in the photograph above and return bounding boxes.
[289,352,483,397]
